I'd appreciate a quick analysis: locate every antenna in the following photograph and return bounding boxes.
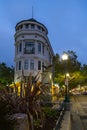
[32,6,34,18]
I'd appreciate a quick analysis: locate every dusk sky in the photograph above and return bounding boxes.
[0,0,87,66]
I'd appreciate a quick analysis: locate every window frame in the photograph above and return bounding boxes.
[38,61,41,70]
[25,24,29,29]
[24,59,28,70]
[42,44,44,55]
[38,43,41,54]
[19,43,22,52]
[30,60,34,70]
[19,61,21,70]
[31,24,35,29]
[24,42,35,54]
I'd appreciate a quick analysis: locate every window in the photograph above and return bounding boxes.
[22,35,24,38]
[49,53,51,63]
[42,45,44,54]
[19,43,22,52]
[16,45,18,54]
[42,62,44,72]
[24,42,35,54]
[16,62,18,71]
[25,24,29,29]
[16,27,19,31]
[31,24,35,29]
[38,43,41,53]
[42,28,45,32]
[24,60,28,70]
[35,35,37,38]
[38,61,41,70]
[19,25,23,29]
[19,61,21,70]
[30,60,34,70]
[37,26,41,30]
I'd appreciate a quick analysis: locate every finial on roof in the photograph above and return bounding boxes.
[32,6,34,18]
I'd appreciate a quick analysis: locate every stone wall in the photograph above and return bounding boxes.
[12,113,29,130]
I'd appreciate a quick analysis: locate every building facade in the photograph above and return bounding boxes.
[14,18,54,82]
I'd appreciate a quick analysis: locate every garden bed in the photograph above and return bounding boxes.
[34,107,60,130]
[34,117,58,130]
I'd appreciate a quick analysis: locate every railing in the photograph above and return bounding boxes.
[53,103,65,130]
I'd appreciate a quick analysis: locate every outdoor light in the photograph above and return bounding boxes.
[49,73,52,80]
[62,53,70,102]
[66,73,69,77]
[62,53,68,61]
[65,73,69,86]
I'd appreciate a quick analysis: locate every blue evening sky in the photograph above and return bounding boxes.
[0,0,87,66]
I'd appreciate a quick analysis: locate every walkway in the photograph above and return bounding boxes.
[71,96,85,130]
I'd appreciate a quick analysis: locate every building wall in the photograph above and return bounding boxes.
[14,18,54,82]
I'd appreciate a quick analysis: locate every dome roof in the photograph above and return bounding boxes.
[15,18,48,33]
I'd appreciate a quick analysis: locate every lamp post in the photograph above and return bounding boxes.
[62,53,70,102]
[65,73,70,102]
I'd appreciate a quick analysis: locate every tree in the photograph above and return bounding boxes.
[65,50,81,73]
[52,54,63,77]
[0,62,14,86]
[53,50,83,89]
[80,64,87,85]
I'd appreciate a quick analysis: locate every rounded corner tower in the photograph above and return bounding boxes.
[14,18,54,82]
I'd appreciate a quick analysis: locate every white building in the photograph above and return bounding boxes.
[14,18,54,82]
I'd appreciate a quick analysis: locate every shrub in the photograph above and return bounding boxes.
[0,73,51,130]
[0,96,15,130]
[42,107,59,118]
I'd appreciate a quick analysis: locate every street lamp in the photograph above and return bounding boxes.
[65,73,70,102]
[62,52,68,61]
[62,53,70,102]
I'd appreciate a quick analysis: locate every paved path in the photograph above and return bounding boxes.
[71,96,87,130]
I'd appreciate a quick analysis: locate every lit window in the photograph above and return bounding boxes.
[38,43,41,53]
[30,60,34,70]
[38,61,41,70]
[24,60,28,70]
[24,42,35,54]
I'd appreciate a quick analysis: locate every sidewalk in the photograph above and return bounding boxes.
[71,98,84,130]
[71,112,84,130]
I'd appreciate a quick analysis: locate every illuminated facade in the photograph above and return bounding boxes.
[14,18,54,82]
